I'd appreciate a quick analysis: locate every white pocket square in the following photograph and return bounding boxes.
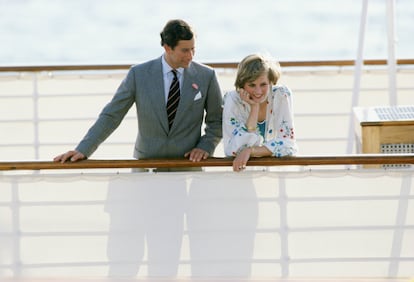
[194,91,202,101]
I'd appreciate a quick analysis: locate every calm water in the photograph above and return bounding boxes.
[1,0,413,65]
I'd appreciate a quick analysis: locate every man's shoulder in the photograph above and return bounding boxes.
[191,61,214,71]
[188,61,216,78]
[130,57,161,72]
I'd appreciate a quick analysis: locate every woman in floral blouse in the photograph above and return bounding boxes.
[223,53,298,171]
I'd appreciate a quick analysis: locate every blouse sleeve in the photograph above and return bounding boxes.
[222,91,262,156]
[262,86,298,157]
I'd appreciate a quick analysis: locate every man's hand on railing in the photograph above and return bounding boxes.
[184,148,209,162]
[53,150,86,163]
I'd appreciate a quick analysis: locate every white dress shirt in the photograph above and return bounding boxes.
[162,55,184,103]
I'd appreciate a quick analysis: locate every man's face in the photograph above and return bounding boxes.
[164,38,195,69]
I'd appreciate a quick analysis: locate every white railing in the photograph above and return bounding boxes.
[1,60,414,162]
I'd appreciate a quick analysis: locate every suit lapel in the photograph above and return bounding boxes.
[146,57,170,133]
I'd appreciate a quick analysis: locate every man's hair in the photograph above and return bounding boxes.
[235,53,281,90]
[160,19,195,49]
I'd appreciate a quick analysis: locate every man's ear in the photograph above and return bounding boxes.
[163,44,172,54]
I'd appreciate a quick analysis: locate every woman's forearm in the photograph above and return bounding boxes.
[246,104,259,132]
[249,145,272,157]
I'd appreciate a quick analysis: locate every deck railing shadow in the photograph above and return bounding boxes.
[0,156,414,278]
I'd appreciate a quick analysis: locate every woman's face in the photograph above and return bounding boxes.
[242,73,270,104]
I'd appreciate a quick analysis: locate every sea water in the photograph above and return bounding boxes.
[0,0,413,65]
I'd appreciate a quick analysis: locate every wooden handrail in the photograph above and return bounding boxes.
[1,59,414,72]
[1,154,414,171]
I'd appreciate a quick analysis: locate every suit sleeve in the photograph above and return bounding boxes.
[75,68,136,158]
[196,69,223,155]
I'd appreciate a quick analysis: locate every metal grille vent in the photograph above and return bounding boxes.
[381,143,414,168]
[374,106,414,121]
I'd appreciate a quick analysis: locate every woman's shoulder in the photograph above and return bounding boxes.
[271,84,293,97]
[223,89,239,101]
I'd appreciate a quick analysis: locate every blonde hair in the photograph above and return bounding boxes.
[234,53,281,90]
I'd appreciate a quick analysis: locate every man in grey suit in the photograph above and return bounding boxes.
[53,19,223,277]
[54,19,223,164]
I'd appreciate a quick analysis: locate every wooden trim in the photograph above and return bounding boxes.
[1,154,414,171]
[360,120,414,126]
[1,59,414,72]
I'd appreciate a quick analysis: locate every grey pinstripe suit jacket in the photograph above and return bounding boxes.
[75,56,223,159]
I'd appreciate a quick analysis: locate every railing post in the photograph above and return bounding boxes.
[347,0,369,154]
[32,72,40,160]
[279,176,290,277]
[11,179,21,276]
[388,174,411,276]
[386,0,398,106]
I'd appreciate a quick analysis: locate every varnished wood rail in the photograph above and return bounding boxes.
[1,154,414,171]
[1,59,413,72]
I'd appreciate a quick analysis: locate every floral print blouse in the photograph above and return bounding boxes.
[223,85,298,157]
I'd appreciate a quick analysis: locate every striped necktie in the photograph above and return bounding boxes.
[166,69,180,129]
